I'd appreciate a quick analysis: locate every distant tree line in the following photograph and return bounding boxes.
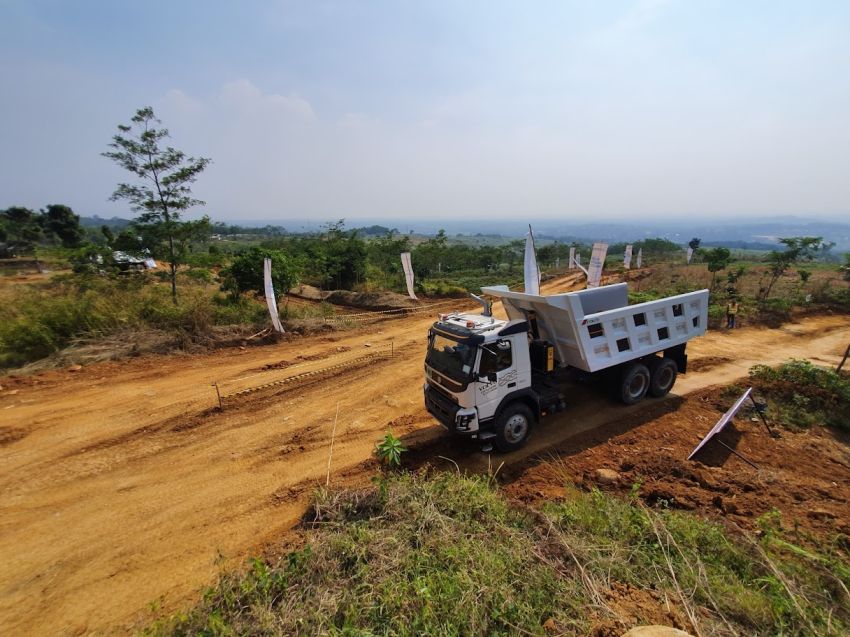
[0,205,86,256]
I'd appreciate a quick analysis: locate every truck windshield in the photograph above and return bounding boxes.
[426,332,476,382]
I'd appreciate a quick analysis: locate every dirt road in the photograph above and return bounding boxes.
[1,275,848,635]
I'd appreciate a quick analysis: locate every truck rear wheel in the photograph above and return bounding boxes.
[619,363,650,405]
[494,403,533,452]
[649,357,677,397]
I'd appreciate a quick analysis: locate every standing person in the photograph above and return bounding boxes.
[726,297,739,329]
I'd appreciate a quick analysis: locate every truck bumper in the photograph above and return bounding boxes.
[424,384,479,435]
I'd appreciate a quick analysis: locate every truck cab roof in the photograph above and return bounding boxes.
[432,312,524,344]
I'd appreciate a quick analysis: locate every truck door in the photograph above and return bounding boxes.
[474,339,517,422]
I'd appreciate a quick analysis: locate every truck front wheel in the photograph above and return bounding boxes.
[619,363,650,405]
[494,403,534,452]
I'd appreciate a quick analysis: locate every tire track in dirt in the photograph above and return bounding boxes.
[4,351,400,500]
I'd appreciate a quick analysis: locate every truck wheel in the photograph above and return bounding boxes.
[649,357,677,397]
[494,403,534,452]
[619,363,650,405]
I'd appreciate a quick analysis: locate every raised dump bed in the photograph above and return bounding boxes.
[481,283,709,373]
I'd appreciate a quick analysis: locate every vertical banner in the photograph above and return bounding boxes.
[623,244,633,269]
[586,242,609,288]
[686,247,694,264]
[400,252,418,300]
[636,247,643,269]
[575,252,581,267]
[263,258,285,333]
[524,225,540,295]
[568,246,576,269]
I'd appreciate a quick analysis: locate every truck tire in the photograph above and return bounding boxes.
[649,357,677,397]
[494,403,534,452]
[619,362,650,405]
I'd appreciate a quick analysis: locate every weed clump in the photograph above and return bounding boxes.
[749,359,850,430]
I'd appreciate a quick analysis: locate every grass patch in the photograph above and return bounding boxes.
[546,486,850,635]
[148,473,850,636]
[749,359,850,430]
[151,473,583,636]
[0,274,268,367]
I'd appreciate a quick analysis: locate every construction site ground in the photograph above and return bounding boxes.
[1,272,849,635]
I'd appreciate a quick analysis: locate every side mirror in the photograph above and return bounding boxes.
[478,371,497,383]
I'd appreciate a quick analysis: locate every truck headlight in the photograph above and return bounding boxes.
[456,411,476,431]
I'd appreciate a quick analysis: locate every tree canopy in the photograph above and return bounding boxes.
[0,204,85,255]
[221,247,299,297]
[103,106,211,302]
[761,236,831,300]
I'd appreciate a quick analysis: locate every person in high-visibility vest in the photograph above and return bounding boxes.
[726,298,740,329]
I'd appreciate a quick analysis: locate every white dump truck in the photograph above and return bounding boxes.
[424,282,709,452]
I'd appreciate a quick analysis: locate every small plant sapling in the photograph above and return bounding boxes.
[375,431,407,467]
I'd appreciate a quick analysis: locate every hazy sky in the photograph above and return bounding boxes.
[1,1,849,222]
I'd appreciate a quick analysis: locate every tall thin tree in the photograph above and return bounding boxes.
[103,107,211,302]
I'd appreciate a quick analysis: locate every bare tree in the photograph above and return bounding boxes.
[103,107,211,302]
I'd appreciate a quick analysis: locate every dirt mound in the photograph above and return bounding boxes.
[289,284,329,301]
[590,582,688,637]
[504,387,850,542]
[687,356,731,372]
[324,289,418,311]
[288,284,418,311]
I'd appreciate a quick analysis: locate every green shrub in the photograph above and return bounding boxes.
[749,360,850,430]
[811,285,850,312]
[220,247,299,298]
[628,290,665,304]
[183,268,214,284]
[418,278,469,297]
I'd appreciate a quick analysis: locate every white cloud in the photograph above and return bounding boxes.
[218,79,315,120]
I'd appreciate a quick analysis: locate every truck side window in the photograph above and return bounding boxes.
[479,342,512,375]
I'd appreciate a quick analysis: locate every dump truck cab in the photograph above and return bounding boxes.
[424,312,544,449]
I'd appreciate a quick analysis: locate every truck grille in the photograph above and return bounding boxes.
[425,384,460,429]
[426,367,465,393]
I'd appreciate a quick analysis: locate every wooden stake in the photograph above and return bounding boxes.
[325,402,340,486]
[837,344,850,374]
[213,382,223,410]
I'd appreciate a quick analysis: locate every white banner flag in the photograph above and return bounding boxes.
[636,247,643,269]
[686,247,694,264]
[523,225,540,295]
[568,246,576,269]
[624,244,633,269]
[263,258,284,333]
[400,252,417,300]
[587,242,608,288]
[575,252,581,267]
